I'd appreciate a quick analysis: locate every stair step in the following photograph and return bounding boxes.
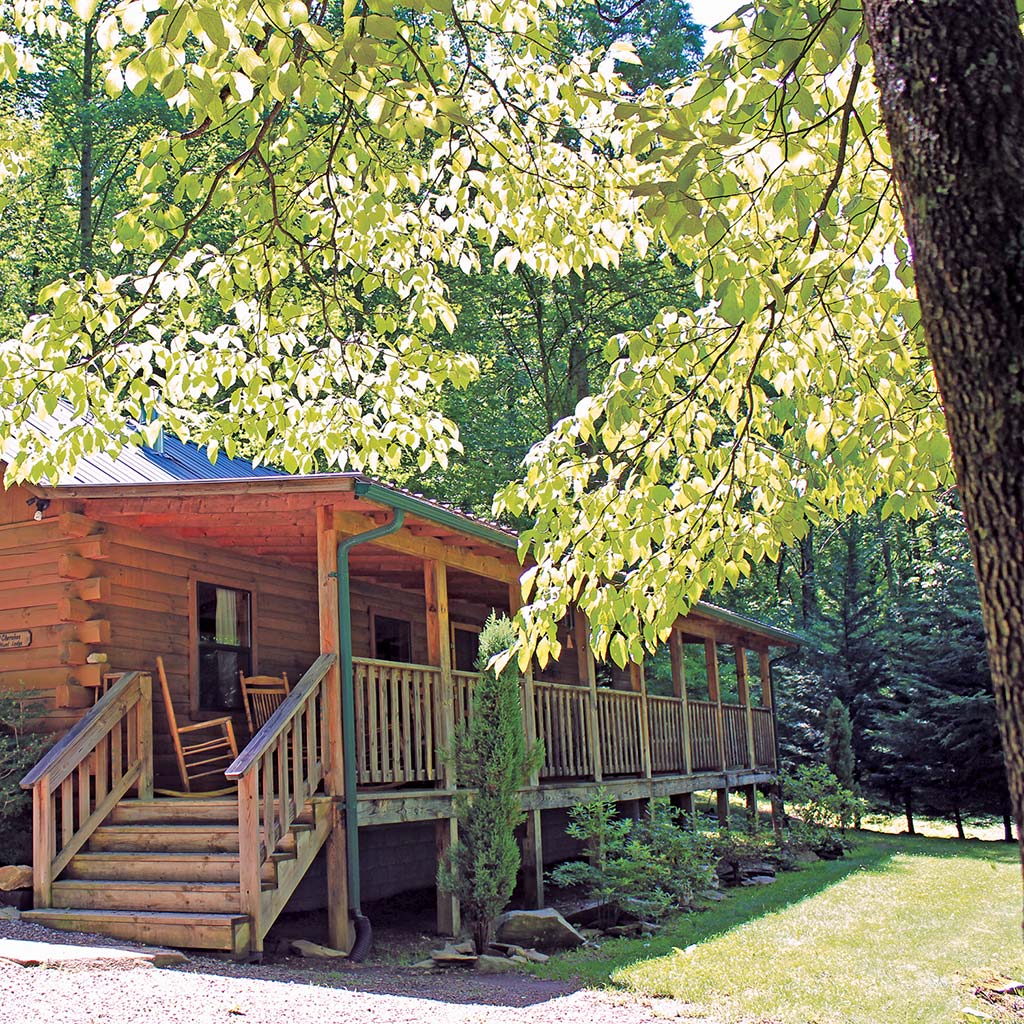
[109,799,238,826]
[51,879,269,914]
[88,825,243,853]
[65,852,282,884]
[23,908,250,953]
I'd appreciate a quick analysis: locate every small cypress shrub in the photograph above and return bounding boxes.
[823,697,856,792]
[437,613,543,951]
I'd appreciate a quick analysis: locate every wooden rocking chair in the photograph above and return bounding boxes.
[240,671,290,736]
[156,656,239,795]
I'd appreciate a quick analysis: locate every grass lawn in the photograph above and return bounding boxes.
[532,830,1024,1023]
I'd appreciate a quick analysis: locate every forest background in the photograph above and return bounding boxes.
[0,0,1009,838]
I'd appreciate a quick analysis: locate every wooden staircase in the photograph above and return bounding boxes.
[20,655,340,958]
[23,795,332,955]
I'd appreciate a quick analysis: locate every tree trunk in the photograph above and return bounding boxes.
[864,0,1024,913]
[952,804,965,841]
[1005,811,1016,845]
[799,528,818,624]
[903,789,915,836]
[79,16,97,273]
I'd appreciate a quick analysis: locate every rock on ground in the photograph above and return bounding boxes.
[494,909,585,951]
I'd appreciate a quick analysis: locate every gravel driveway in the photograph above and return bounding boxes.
[0,920,680,1024]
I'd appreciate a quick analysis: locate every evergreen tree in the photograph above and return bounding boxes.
[824,698,856,792]
[438,614,543,949]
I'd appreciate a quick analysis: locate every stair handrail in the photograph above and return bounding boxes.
[20,670,153,908]
[225,652,336,953]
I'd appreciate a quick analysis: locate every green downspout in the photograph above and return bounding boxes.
[335,506,405,949]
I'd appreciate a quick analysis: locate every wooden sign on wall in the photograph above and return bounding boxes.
[0,630,31,650]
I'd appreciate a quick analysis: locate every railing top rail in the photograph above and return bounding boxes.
[689,698,717,708]
[452,669,481,679]
[353,655,442,674]
[534,680,590,693]
[21,671,147,791]
[647,693,683,704]
[596,687,642,700]
[226,652,336,779]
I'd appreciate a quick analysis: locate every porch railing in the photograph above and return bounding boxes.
[752,706,776,768]
[597,689,644,776]
[353,657,440,785]
[534,681,592,778]
[648,695,685,774]
[225,651,335,948]
[689,699,721,771]
[349,658,776,788]
[20,670,153,907]
[722,703,749,769]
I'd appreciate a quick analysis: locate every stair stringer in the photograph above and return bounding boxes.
[251,796,334,951]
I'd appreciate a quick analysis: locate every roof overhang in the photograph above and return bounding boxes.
[29,469,800,648]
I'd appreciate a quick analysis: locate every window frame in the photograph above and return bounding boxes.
[188,575,259,715]
[450,621,482,673]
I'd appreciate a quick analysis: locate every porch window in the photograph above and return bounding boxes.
[372,614,412,663]
[452,623,481,673]
[196,582,252,710]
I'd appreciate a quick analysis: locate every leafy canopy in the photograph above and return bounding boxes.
[0,0,650,482]
[500,1,950,670]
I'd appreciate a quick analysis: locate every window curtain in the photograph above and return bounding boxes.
[215,588,238,645]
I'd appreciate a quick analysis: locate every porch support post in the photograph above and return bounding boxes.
[425,559,460,937]
[317,506,353,952]
[574,609,603,782]
[670,790,695,823]
[631,662,653,780]
[521,808,545,908]
[670,628,692,775]
[744,784,759,827]
[509,582,539,788]
[705,638,726,772]
[759,650,777,771]
[736,647,756,771]
[716,787,731,826]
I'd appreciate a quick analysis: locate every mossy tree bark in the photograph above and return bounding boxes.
[864,0,1024,901]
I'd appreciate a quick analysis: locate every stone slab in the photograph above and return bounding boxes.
[0,938,186,968]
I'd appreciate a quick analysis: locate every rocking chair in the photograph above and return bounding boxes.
[156,656,239,794]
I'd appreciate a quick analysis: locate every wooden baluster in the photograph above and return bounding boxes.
[424,672,435,781]
[277,732,290,836]
[292,706,305,806]
[60,776,74,850]
[262,755,275,850]
[306,690,318,786]
[77,762,91,828]
[368,667,380,784]
[110,717,123,788]
[412,674,424,781]
[401,669,413,784]
[95,734,109,804]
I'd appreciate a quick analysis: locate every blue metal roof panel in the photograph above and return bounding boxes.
[6,405,281,485]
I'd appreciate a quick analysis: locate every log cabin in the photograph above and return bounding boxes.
[1,410,798,957]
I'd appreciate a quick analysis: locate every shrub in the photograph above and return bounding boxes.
[782,764,864,857]
[437,614,543,951]
[0,687,49,864]
[548,793,716,923]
